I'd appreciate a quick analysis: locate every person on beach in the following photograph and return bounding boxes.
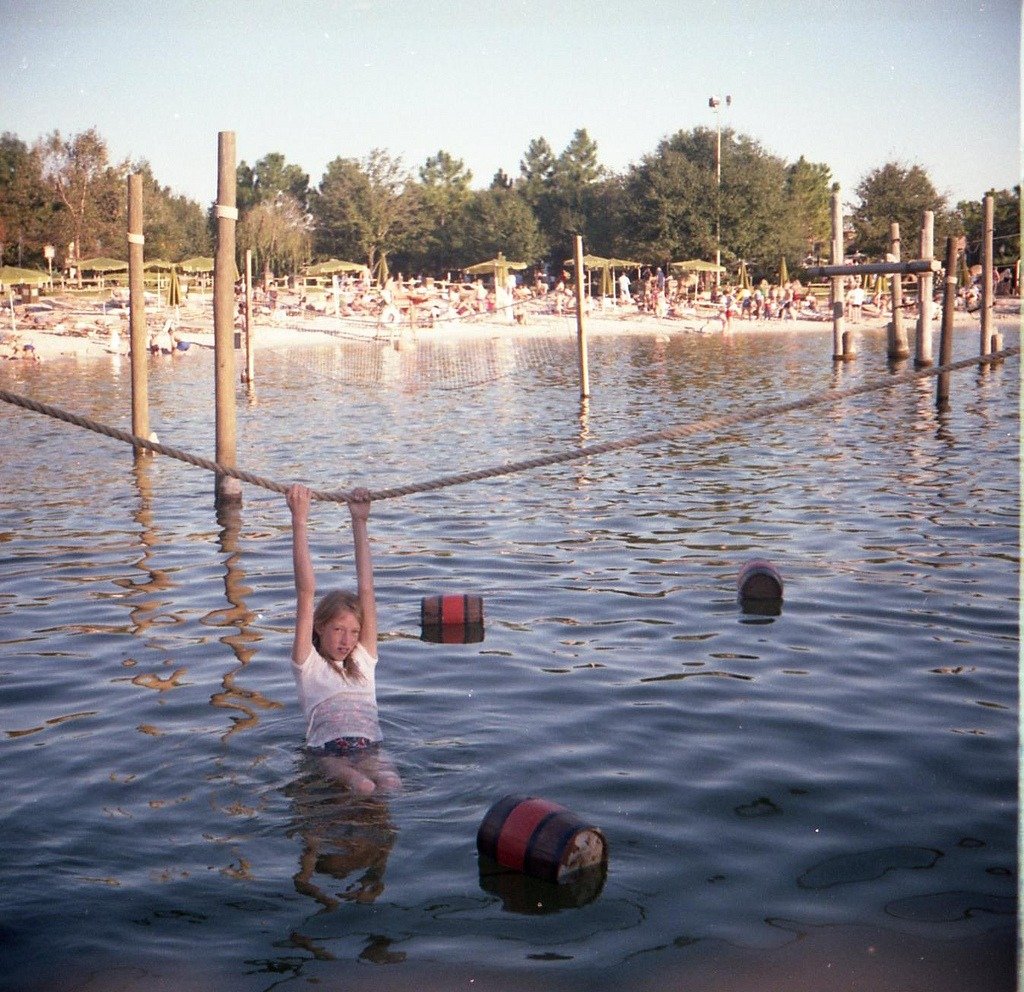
[287,483,401,795]
[721,288,735,331]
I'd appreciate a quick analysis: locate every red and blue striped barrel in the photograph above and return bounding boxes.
[421,594,484,643]
[477,795,607,884]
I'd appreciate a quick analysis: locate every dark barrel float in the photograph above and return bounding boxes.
[420,594,485,643]
[737,558,784,615]
[477,795,607,884]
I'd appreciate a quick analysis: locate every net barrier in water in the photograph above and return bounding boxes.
[0,345,1017,505]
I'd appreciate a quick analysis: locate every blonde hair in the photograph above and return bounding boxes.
[312,591,364,672]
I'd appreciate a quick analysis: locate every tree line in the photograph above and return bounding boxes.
[0,126,1017,285]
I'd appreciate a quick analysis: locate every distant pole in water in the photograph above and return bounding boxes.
[127,173,150,454]
[915,210,935,367]
[936,235,961,409]
[886,222,910,360]
[574,235,590,399]
[830,185,853,361]
[214,131,241,506]
[981,192,1001,358]
[243,248,255,386]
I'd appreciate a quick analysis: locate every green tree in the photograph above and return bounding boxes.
[459,186,546,267]
[411,149,472,272]
[0,132,52,267]
[517,136,556,213]
[618,135,712,265]
[36,128,128,281]
[545,128,604,264]
[238,193,311,283]
[784,156,832,263]
[311,149,418,280]
[134,162,212,261]
[237,152,310,213]
[953,187,1020,266]
[851,162,948,258]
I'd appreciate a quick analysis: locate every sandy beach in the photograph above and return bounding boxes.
[1,292,1018,363]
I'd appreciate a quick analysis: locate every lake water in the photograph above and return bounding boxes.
[0,320,1018,991]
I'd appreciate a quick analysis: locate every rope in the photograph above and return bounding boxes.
[0,347,1017,504]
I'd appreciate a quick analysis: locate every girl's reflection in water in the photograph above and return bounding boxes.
[284,762,397,911]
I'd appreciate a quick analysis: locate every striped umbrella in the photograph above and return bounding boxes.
[167,266,181,307]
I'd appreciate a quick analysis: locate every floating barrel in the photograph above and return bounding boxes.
[477,795,607,884]
[737,559,784,601]
[421,594,484,644]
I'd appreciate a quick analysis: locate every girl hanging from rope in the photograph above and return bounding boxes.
[286,483,401,794]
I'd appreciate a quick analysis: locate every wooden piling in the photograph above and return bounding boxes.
[915,210,934,366]
[243,248,254,386]
[127,173,150,454]
[981,192,999,357]
[887,222,910,360]
[936,236,960,409]
[214,131,241,505]
[573,235,590,399]
[830,186,852,361]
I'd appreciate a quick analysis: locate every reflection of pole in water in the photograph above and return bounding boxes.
[574,397,593,491]
[206,500,282,738]
[115,457,176,635]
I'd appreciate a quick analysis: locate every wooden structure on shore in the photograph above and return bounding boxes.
[806,190,1004,385]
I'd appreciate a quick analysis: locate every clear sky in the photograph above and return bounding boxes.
[2,0,1019,209]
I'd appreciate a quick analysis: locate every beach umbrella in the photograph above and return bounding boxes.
[778,256,789,286]
[957,250,971,288]
[305,258,369,276]
[466,252,528,276]
[670,259,725,273]
[167,266,181,307]
[563,254,613,269]
[143,259,174,271]
[180,256,215,273]
[78,257,128,273]
[0,265,50,287]
[465,252,527,291]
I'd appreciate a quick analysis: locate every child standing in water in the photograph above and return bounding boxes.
[287,483,401,794]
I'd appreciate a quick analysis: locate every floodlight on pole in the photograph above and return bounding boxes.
[708,95,731,289]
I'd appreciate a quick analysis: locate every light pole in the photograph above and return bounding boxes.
[708,94,731,290]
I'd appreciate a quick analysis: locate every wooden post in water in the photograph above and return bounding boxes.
[243,248,255,385]
[980,192,1002,357]
[127,173,150,454]
[886,222,910,360]
[214,131,241,506]
[573,235,590,399]
[936,236,960,409]
[830,186,852,361]
[915,210,935,366]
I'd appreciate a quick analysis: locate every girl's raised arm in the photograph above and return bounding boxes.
[287,484,315,665]
[348,488,377,657]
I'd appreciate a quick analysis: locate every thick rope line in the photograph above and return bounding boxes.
[0,346,1017,504]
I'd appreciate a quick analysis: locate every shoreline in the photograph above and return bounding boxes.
[1,295,1019,362]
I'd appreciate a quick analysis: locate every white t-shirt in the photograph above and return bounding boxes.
[292,643,382,748]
